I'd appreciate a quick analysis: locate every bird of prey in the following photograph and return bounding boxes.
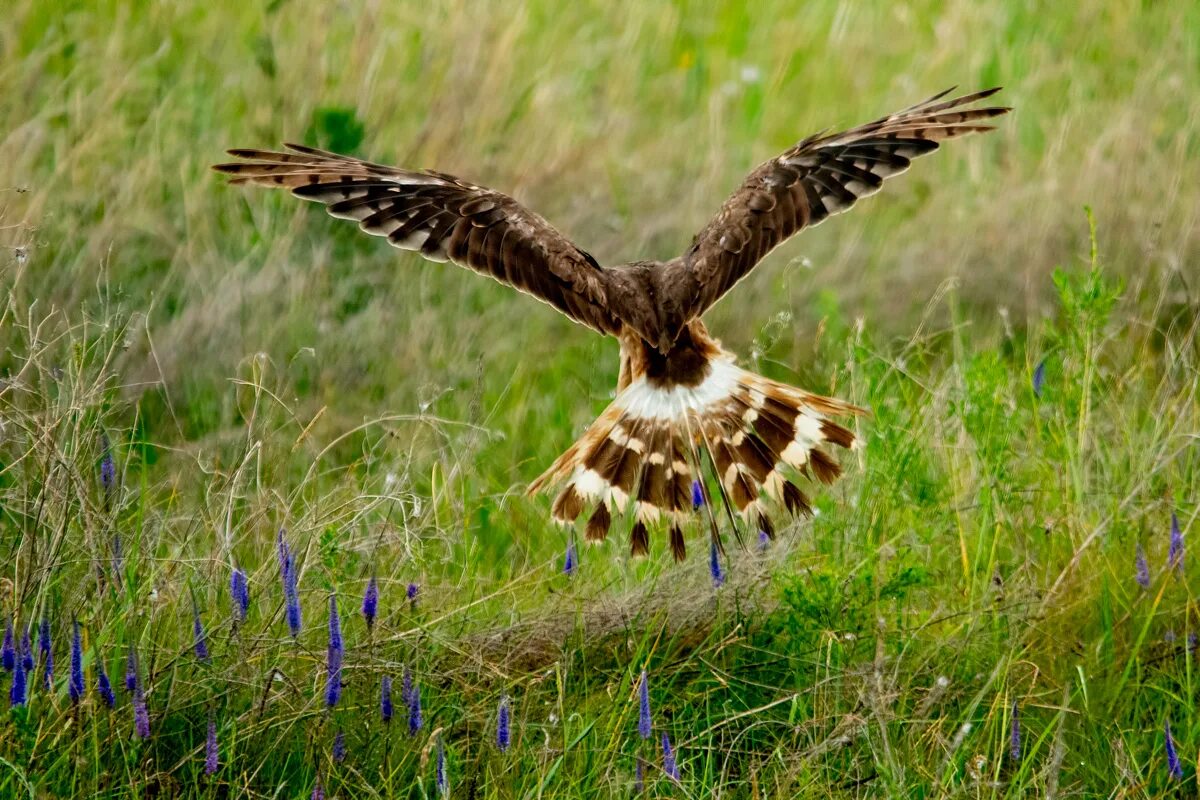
[214,87,1009,561]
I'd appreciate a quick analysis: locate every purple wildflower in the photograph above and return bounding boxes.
[634,757,644,793]
[497,695,511,752]
[2,618,14,672]
[97,662,115,708]
[193,602,210,663]
[1190,632,1199,652]
[401,665,414,707]
[1166,719,1183,780]
[1009,699,1021,762]
[381,676,393,722]
[1169,512,1184,572]
[662,732,679,782]
[436,736,448,796]
[757,528,770,552]
[100,432,117,498]
[20,626,32,673]
[691,480,704,510]
[362,574,378,629]
[38,616,52,691]
[133,688,150,738]
[1136,543,1150,589]
[125,647,138,693]
[205,717,219,775]
[332,729,346,762]
[9,654,26,707]
[408,679,422,736]
[325,596,342,708]
[709,539,725,588]
[563,538,577,577]
[230,566,250,622]
[311,778,324,800]
[111,533,123,579]
[276,527,289,575]
[69,621,84,703]
[406,582,419,608]
[284,549,301,638]
[637,669,651,740]
[1031,359,1046,399]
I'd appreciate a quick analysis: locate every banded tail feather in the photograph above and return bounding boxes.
[528,349,863,561]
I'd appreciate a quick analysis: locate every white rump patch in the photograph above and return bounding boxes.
[613,357,743,422]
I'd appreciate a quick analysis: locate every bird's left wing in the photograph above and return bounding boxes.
[666,87,1010,328]
[213,144,624,336]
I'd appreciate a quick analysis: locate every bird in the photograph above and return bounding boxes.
[214,86,1009,562]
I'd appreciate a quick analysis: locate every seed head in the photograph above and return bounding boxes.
[497,695,511,752]
[361,574,378,629]
[1,618,14,672]
[69,621,84,703]
[637,669,651,740]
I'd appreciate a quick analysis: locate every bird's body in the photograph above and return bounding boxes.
[215,87,1009,561]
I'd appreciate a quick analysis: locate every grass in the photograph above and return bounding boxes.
[1,0,1199,796]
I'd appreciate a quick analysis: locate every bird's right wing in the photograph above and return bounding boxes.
[214,144,625,336]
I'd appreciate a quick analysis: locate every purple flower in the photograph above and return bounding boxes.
[401,665,414,707]
[757,528,770,552]
[1031,359,1046,399]
[1166,719,1183,780]
[408,677,422,736]
[193,603,210,663]
[97,662,115,708]
[9,654,26,707]
[563,538,577,577]
[691,480,704,510]
[709,539,725,588]
[125,647,138,693]
[276,527,289,574]
[637,669,651,740]
[634,757,644,793]
[497,695,511,752]
[100,432,117,497]
[406,582,419,608]
[111,533,123,580]
[1009,699,1020,762]
[230,566,250,622]
[133,688,150,739]
[381,676,393,723]
[325,597,342,708]
[1136,543,1151,589]
[205,718,219,775]
[2,618,14,672]
[436,736,448,796]
[362,575,378,629]
[332,729,346,762]
[282,541,301,638]
[69,621,84,703]
[38,616,52,691]
[311,778,324,800]
[1169,512,1184,572]
[662,732,679,782]
[20,626,32,673]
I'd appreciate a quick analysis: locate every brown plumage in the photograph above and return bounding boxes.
[214,87,1010,562]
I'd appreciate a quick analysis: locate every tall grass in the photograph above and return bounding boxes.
[1,1,1198,796]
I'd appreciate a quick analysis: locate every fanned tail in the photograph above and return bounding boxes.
[528,356,864,561]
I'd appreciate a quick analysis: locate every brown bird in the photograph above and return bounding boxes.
[214,87,1009,561]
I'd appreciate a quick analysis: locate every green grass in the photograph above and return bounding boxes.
[2,1,1199,796]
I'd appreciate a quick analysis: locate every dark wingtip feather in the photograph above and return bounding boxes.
[669,525,686,563]
[630,521,649,558]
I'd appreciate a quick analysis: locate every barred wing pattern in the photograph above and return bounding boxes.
[213,144,625,336]
[668,87,1010,326]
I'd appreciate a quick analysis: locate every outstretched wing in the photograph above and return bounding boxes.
[670,87,1010,325]
[213,144,624,336]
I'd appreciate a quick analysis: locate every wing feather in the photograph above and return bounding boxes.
[213,146,623,336]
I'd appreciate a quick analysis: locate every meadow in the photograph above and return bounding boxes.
[1,1,1198,797]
